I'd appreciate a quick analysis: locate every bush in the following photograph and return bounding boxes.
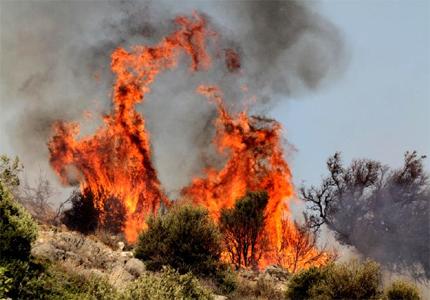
[311,260,382,300]
[286,266,327,300]
[385,280,421,300]
[135,204,221,275]
[62,189,129,235]
[0,182,37,261]
[214,267,238,294]
[123,266,213,300]
[286,260,382,300]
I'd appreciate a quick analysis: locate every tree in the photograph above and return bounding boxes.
[275,219,333,273]
[219,191,268,269]
[135,204,221,275]
[17,174,56,224]
[301,151,430,279]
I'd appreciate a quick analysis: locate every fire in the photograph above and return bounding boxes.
[48,14,211,242]
[182,85,328,269]
[48,12,329,271]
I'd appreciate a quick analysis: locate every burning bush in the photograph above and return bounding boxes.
[61,189,127,235]
[219,191,268,269]
[134,204,221,276]
[301,151,430,279]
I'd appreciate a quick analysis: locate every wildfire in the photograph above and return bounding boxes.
[49,14,211,242]
[48,13,329,270]
[181,85,328,269]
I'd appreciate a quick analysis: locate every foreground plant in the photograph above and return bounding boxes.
[135,204,221,276]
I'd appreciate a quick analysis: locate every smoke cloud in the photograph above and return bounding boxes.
[0,0,346,199]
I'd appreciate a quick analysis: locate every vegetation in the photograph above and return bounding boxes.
[286,260,384,300]
[123,266,213,300]
[0,154,22,190]
[135,204,221,276]
[301,151,430,279]
[0,181,37,261]
[219,191,268,269]
[285,266,327,300]
[61,189,127,235]
[385,280,421,300]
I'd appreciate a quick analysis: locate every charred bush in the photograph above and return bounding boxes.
[61,190,99,234]
[61,189,126,235]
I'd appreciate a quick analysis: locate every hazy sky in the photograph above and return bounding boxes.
[272,0,430,186]
[0,0,429,192]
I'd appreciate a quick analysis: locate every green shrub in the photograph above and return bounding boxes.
[123,266,213,300]
[0,259,120,300]
[286,266,327,300]
[0,182,37,261]
[310,260,382,300]
[385,280,421,300]
[286,260,383,300]
[135,204,221,276]
[0,266,13,298]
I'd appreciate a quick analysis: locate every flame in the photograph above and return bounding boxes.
[49,14,211,242]
[48,12,329,271]
[182,85,319,269]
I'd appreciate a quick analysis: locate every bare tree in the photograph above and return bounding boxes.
[17,174,56,224]
[275,218,334,273]
[301,151,430,280]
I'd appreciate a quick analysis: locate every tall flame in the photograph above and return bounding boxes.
[182,85,304,269]
[48,13,329,271]
[49,14,211,242]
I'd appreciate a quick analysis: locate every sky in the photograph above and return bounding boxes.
[0,0,429,196]
[272,0,430,186]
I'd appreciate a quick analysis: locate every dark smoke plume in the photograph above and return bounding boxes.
[0,0,346,197]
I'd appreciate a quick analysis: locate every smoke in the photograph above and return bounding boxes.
[0,0,346,199]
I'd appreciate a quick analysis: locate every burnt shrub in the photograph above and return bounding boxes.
[134,204,221,276]
[62,189,126,235]
[62,190,99,234]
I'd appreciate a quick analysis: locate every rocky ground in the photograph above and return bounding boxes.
[31,226,290,298]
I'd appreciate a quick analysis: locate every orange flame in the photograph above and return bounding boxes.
[48,13,329,271]
[49,14,211,242]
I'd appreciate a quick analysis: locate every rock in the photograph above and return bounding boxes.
[213,295,228,300]
[109,265,134,288]
[117,241,125,251]
[31,243,61,261]
[120,251,133,258]
[264,265,290,281]
[124,258,146,278]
